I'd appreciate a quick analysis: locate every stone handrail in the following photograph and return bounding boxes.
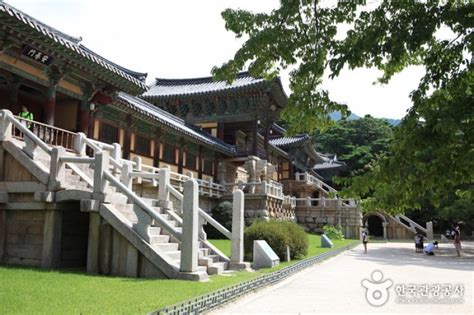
[295,197,358,208]
[102,168,182,241]
[283,195,297,209]
[1,109,53,154]
[224,180,284,200]
[295,172,338,194]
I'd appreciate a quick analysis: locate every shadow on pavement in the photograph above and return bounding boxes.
[347,242,474,271]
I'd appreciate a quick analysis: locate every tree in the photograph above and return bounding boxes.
[314,115,393,174]
[213,1,473,213]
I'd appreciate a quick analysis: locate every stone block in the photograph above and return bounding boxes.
[321,234,333,248]
[253,240,279,269]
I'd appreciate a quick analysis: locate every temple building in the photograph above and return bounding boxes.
[0,1,429,280]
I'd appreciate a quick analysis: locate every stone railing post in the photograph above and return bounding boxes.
[0,110,12,141]
[48,146,66,191]
[158,165,171,208]
[23,135,38,159]
[231,189,244,265]
[261,181,268,194]
[93,150,109,194]
[306,196,311,207]
[180,178,199,273]
[321,197,326,207]
[73,132,87,156]
[112,143,121,174]
[133,156,142,184]
[295,172,300,181]
[120,162,133,190]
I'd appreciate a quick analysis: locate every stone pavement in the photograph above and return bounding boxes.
[211,242,474,314]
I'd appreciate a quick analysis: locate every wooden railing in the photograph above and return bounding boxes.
[12,116,77,151]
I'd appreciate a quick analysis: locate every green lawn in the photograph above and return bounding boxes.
[0,235,356,314]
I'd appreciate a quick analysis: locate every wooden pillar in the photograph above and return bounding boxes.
[41,210,62,268]
[252,118,259,156]
[217,122,225,140]
[178,139,184,174]
[197,145,203,179]
[45,67,62,126]
[79,85,95,134]
[123,114,133,160]
[264,124,270,160]
[8,76,21,115]
[153,128,162,168]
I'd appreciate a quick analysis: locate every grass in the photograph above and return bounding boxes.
[0,235,356,314]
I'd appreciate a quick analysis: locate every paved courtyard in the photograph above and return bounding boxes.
[212,242,474,314]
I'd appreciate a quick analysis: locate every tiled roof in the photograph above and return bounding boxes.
[115,92,236,155]
[313,161,347,170]
[0,1,147,92]
[269,135,310,148]
[142,72,288,107]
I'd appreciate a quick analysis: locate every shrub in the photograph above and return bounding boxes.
[323,224,345,240]
[204,201,233,239]
[244,220,308,260]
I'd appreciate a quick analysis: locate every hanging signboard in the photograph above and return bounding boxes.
[21,44,53,65]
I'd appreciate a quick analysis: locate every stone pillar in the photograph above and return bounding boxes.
[74,132,87,156]
[93,150,109,194]
[426,221,433,240]
[41,210,62,268]
[0,110,12,141]
[180,179,199,273]
[48,146,66,191]
[382,222,388,240]
[87,212,101,273]
[45,67,62,126]
[229,189,249,269]
[158,165,171,208]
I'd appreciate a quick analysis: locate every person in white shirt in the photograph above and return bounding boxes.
[362,229,369,254]
[424,241,438,255]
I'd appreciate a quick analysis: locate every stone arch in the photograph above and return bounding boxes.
[363,212,387,239]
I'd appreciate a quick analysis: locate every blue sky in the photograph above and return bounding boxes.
[7,0,425,119]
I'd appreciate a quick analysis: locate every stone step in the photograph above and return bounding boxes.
[65,179,89,190]
[154,242,180,251]
[207,262,227,275]
[149,234,170,244]
[165,250,181,260]
[198,248,210,258]
[149,226,162,235]
[104,193,128,204]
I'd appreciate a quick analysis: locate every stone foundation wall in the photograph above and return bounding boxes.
[1,209,45,267]
[296,207,362,239]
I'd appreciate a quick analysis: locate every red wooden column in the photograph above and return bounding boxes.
[153,127,162,168]
[123,114,133,159]
[264,124,270,160]
[217,122,225,140]
[79,85,95,134]
[252,118,259,156]
[44,67,62,126]
[177,138,185,174]
[8,76,21,115]
[197,145,203,179]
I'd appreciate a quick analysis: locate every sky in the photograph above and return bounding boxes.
[7,0,426,119]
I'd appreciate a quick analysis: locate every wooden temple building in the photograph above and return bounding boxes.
[0,2,429,279]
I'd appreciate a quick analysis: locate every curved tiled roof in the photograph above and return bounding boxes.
[269,134,310,148]
[0,1,147,92]
[115,92,236,155]
[142,72,288,108]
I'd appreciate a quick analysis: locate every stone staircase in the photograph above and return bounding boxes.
[55,157,231,276]
[0,110,241,280]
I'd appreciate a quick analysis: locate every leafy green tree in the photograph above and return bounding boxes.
[213,1,473,213]
[314,115,393,174]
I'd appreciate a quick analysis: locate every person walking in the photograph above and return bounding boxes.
[453,229,462,257]
[415,234,423,253]
[362,229,369,254]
